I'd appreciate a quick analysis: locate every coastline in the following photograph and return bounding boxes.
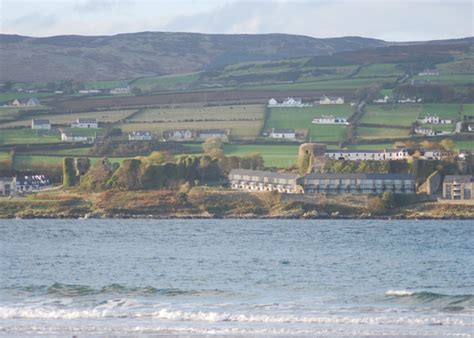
[1,188,473,220]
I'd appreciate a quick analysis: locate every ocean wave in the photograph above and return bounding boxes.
[385,290,474,307]
[6,283,227,298]
[0,306,471,326]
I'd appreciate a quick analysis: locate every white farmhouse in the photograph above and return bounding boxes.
[267,98,278,107]
[419,114,452,124]
[373,96,391,104]
[0,177,16,196]
[325,148,410,161]
[318,96,344,105]
[267,97,309,108]
[72,118,99,129]
[61,131,95,143]
[418,69,439,76]
[414,127,437,136]
[128,131,152,141]
[31,119,51,130]
[312,115,349,125]
[164,129,194,141]
[269,128,296,139]
[110,86,131,95]
[398,97,422,103]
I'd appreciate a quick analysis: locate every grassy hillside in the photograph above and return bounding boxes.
[0,32,387,82]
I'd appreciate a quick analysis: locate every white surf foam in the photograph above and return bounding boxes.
[385,289,414,296]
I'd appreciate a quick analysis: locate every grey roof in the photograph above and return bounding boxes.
[302,173,415,180]
[229,169,298,180]
[444,175,473,183]
[272,128,295,134]
[77,118,97,123]
[326,150,381,154]
[197,129,226,135]
[32,119,50,124]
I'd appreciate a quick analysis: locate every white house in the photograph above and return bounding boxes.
[414,127,437,136]
[312,115,349,125]
[110,86,131,95]
[78,89,101,94]
[61,131,95,143]
[72,118,99,129]
[0,177,16,196]
[373,96,391,104]
[418,69,439,76]
[422,149,452,160]
[16,175,50,194]
[468,124,474,132]
[419,115,452,124]
[165,129,194,141]
[398,97,422,103]
[268,97,308,108]
[31,119,51,130]
[318,96,344,105]
[269,128,296,139]
[325,148,410,161]
[128,131,152,141]
[11,98,40,107]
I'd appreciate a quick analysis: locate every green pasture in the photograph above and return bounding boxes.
[223,144,299,168]
[355,63,404,78]
[357,127,409,140]
[247,77,398,91]
[0,128,61,145]
[455,140,474,150]
[119,119,262,140]
[265,105,352,142]
[420,103,461,120]
[462,104,474,117]
[361,105,420,126]
[0,92,54,103]
[131,73,200,91]
[130,104,265,122]
[0,109,137,128]
[83,79,130,90]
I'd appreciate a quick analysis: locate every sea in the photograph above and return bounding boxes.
[0,219,472,337]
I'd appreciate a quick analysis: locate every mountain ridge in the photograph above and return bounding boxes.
[0,31,471,82]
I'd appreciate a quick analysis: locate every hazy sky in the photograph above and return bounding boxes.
[1,0,472,41]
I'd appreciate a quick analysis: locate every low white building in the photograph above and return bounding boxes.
[419,115,452,124]
[31,119,51,130]
[10,98,40,107]
[78,89,101,94]
[414,127,437,136]
[268,97,309,108]
[468,124,474,132]
[373,96,391,104]
[61,131,95,143]
[269,128,296,139]
[0,177,16,196]
[418,69,439,76]
[110,86,131,95]
[398,97,422,103]
[128,131,152,141]
[423,149,453,160]
[312,115,349,125]
[165,129,194,141]
[318,96,344,105]
[325,148,410,161]
[72,118,99,129]
[16,175,50,194]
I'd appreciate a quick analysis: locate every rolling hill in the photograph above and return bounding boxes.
[0,32,388,82]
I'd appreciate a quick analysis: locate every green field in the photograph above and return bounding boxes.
[119,120,262,140]
[130,73,200,91]
[455,140,474,150]
[12,155,130,170]
[413,74,474,85]
[361,105,421,126]
[129,104,265,122]
[0,129,61,146]
[346,143,396,150]
[265,105,352,142]
[355,63,404,78]
[462,104,474,117]
[0,109,137,128]
[357,127,409,140]
[223,144,299,168]
[420,103,461,120]
[248,77,398,91]
[0,92,54,103]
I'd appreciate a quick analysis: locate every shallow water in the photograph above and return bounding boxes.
[0,219,472,336]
